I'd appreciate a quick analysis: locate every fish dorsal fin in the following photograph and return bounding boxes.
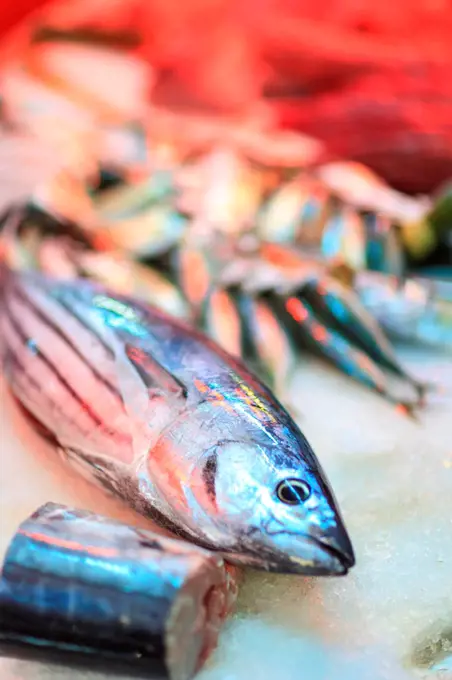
[124,344,187,400]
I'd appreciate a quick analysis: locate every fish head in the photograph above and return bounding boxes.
[191,436,355,576]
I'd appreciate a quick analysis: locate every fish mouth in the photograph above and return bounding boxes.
[313,522,356,573]
[278,535,355,576]
[310,537,355,575]
[227,531,356,576]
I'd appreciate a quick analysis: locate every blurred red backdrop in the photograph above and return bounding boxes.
[2,0,452,193]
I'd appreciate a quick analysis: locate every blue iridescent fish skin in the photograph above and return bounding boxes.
[0,503,234,680]
[1,270,355,575]
[298,277,425,397]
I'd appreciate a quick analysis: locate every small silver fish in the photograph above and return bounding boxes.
[200,287,243,358]
[299,275,425,402]
[272,292,419,412]
[230,289,299,410]
[1,270,355,576]
[355,271,452,352]
[0,206,188,319]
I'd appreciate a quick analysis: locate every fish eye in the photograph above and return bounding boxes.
[276,479,311,504]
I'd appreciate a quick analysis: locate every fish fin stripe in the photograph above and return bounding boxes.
[13,394,60,446]
[3,298,126,437]
[3,341,86,442]
[13,282,122,400]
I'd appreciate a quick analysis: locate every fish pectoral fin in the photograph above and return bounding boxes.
[124,343,188,400]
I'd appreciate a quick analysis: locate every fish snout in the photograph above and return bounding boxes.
[315,521,356,572]
[250,522,356,576]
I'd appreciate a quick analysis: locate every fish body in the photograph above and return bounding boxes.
[199,287,243,358]
[1,270,354,575]
[299,276,425,400]
[0,206,188,319]
[271,292,419,411]
[200,286,299,414]
[355,271,452,352]
[0,502,238,680]
[230,289,298,400]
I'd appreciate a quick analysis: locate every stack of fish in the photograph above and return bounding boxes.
[0,234,358,677]
[0,14,451,680]
[0,32,450,402]
[1,140,450,416]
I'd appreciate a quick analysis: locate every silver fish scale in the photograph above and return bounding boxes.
[1,268,355,575]
[49,272,320,468]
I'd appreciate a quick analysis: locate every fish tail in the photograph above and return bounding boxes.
[380,394,420,421]
[416,380,438,406]
[375,373,422,418]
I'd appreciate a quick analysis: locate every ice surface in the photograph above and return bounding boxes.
[0,346,451,680]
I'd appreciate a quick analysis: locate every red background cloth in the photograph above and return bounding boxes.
[2,0,452,193]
